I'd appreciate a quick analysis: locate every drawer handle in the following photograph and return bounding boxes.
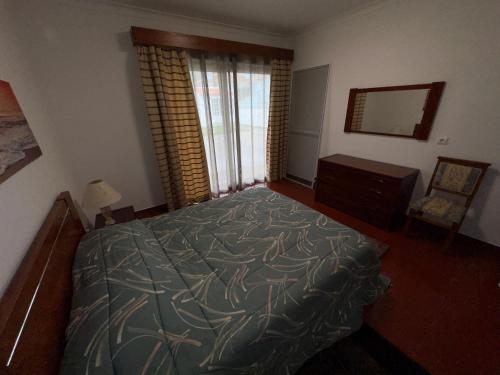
[371,177,385,184]
[369,188,382,195]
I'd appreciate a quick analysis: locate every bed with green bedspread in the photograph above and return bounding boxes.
[61,187,388,375]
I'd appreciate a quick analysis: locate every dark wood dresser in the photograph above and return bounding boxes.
[315,154,419,230]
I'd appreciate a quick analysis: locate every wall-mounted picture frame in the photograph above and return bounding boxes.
[0,80,42,184]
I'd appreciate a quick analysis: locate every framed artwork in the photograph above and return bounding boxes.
[0,80,42,184]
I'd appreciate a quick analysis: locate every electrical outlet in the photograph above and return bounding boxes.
[437,137,449,145]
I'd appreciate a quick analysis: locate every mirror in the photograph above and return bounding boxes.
[344,82,445,140]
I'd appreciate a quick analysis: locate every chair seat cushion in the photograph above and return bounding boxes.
[410,196,466,224]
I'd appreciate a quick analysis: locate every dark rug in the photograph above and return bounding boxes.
[297,336,390,375]
[296,325,429,375]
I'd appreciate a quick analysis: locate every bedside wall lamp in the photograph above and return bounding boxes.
[82,179,122,225]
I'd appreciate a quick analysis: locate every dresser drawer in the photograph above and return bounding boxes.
[318,172,398,204]
[360,183,398,203]
[316,155,419,230]
[316,182,392,228]
[362,204,392,227]
[319,163,399,191]
[316,183,364,215]
[322,182,393,212]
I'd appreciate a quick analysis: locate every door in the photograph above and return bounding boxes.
[286,65,329,186]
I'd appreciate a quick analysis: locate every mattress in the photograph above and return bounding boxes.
[61,187,388,375]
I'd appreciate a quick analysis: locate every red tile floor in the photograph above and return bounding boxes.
[266,179,500,375]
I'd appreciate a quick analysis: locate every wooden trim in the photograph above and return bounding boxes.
[356,83,436,93]
[344,88,358,133]
[58,190,80,221]
[425,157,442,196]
[286,173,312,186]
[344,82,445,140]
[416,82,445,140]
[436,156,491,169]
[130,26,294,60]
[345,129,417,139]
[0,192,85,375]
[0,147,42,185]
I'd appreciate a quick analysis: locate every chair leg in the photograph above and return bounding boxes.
[442,223,459,252]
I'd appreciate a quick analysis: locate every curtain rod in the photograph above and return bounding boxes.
[130,26,294,61]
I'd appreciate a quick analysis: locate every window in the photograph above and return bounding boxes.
[190,55,271,195]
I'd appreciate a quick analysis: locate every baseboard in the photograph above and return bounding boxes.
[285,174,313,187]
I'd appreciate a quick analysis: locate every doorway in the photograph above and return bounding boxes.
[286,65,329,187]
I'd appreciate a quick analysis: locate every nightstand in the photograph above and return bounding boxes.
[95,206,136,229]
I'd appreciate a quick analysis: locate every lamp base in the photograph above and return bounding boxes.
[100,206,116,225]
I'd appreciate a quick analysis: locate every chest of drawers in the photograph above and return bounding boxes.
[315,154,419,230]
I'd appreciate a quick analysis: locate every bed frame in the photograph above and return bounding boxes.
[0,192,85,375]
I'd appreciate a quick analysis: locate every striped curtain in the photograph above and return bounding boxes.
[266,59,292,182]
[137,46,211,211]
[351,92,367,131]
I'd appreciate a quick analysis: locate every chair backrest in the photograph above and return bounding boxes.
[427,156,490,206]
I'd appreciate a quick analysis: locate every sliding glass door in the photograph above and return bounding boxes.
[189,55,270,196]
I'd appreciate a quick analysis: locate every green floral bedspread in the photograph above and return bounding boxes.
[61,188,387,375]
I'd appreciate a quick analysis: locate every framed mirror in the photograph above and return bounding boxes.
[344,82,445,140]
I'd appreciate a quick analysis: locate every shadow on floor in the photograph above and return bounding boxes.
[297,325,429,375]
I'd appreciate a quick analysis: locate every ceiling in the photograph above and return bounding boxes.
[109,0,378,34]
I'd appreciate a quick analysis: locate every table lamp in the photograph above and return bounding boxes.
[82,179,122,225]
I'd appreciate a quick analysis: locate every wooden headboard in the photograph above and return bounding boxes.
[0,192,85,375]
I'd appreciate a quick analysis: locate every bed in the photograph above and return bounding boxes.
[0,188,386,374]
[60,187,388,375]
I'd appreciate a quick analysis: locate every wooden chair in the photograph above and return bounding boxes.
[404,156,490,251]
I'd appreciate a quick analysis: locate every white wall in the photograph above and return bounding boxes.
[10,0,292,217]
[3,0,498,261]
[293,0,500,245]
[0,1,79,295]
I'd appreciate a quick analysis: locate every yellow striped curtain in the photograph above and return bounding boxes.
[137,46,211,210]
[266,59,292,182]
[351,93,367,131]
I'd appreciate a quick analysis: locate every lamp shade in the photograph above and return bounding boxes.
[82,179,122,209]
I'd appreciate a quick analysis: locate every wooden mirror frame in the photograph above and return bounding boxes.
[344,81,445,140]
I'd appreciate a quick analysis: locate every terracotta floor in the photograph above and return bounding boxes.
[266,179,500,375]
